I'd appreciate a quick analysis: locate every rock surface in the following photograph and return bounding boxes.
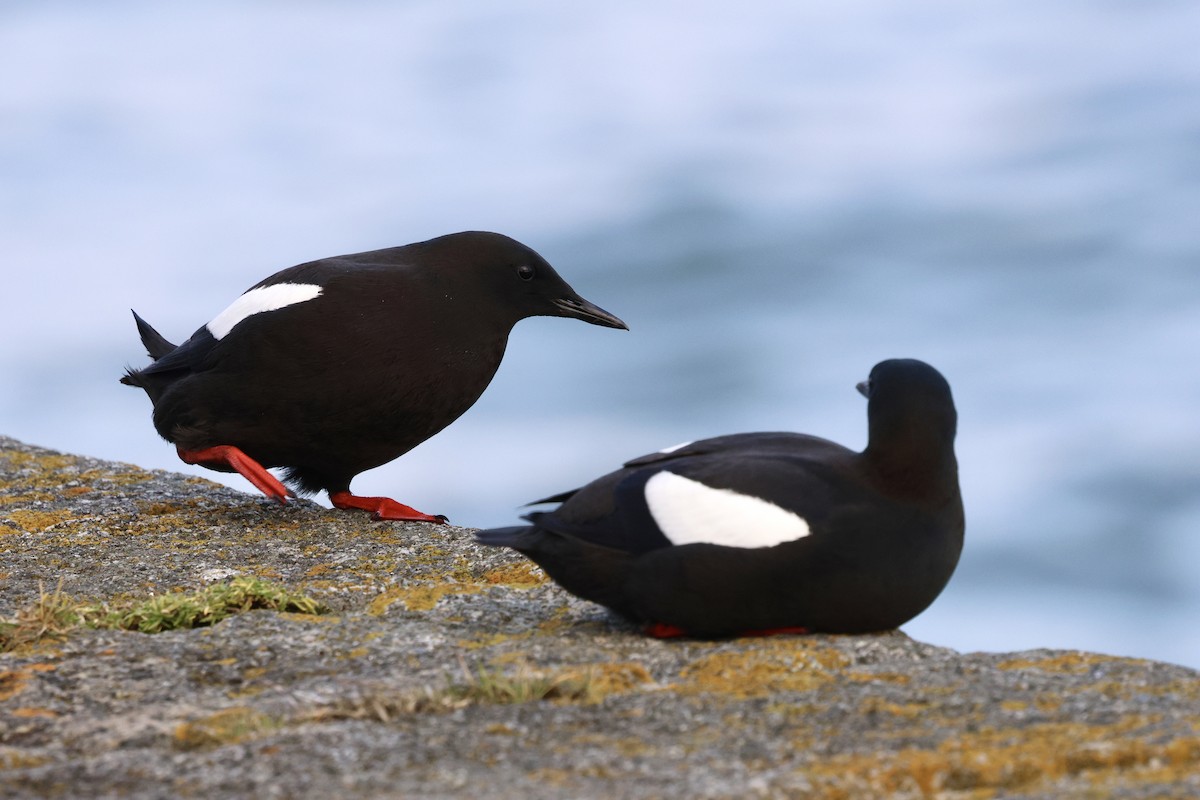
[1,434,1198,799]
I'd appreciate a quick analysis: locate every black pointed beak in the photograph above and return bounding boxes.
[856,379,872,398]
[552,296,628,330]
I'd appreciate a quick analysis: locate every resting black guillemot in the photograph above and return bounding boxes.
[476,359,963,637]
[121,231,626,522]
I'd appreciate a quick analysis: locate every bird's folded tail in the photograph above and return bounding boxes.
[132,310,178,361]
[120,310,180,387]
[475,523,639,619]
[475,525,543,549]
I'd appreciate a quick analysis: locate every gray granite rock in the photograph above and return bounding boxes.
[2,435,1199,799]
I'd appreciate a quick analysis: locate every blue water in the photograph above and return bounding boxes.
[3,2,1199,668]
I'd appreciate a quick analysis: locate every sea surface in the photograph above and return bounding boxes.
[3,2,1199,667]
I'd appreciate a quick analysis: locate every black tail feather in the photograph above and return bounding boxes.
[131,309,178,360]
[475,525,542,549]
[524,488,577,506]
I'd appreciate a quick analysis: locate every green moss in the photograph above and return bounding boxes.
[84,576,327,633]
[1,578,328,651]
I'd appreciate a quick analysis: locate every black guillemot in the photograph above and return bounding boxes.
[476,359,963,637]
[121,231,626,522]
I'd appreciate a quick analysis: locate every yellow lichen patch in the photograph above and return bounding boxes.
[859,698,929,719]
[582,662,654,696]
[77,467,155,486]
[798,717,1200,797]
[479,561,549,589]
[10,707,58,718]
[525,767,575,789]
[1165,737,1200,766]
[368,582,482,614]
[996,652,1147,674]
[0,670,29,702]
[0,452,77,473]
[5,509,74,533]
[184,476,216,486]
[570,730,654,758]
[531,607,578,637]
[278,612,341,625]
[489,650,535,666]
[172,707,282,750]
[0,492,55,507]
[139,501,183,515]
[368,586,407,615]
[672,639,850,699]
[460,631,530,650]
[846,671,913,685]
[0,663,56,702]
[0,747,49,770]
[1034,694,1063,713]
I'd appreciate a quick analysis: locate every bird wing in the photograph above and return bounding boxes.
[130,259,361,381]
[527,432,837,506]
[527,434,858,558]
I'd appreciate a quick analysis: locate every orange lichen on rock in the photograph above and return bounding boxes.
[4,509,74,533]
[673,637,850,698]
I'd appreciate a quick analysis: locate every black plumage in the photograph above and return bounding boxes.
[477,359,963,637]
[122,231,626,521]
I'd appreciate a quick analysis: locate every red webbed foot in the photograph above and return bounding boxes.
[177,445,290,504]
[643,622,811,639]
[329,491,448,524]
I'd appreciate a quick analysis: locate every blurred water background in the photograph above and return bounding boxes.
[3,2,1199,667]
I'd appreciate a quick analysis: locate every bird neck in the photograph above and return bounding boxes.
[862,423,958,503]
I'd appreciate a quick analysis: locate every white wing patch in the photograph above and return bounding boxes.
[657,440,694,454]
[206,283,323,340]
[644,471,811,549]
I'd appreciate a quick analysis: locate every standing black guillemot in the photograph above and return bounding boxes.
[122,231,627,522]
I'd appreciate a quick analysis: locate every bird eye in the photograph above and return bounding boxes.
[516,264,535,281]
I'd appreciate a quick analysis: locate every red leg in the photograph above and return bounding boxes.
[644,622,689,639]
[329,491,447,524]
[177,445,290,504]
[643,622,810,639]
[738,626,811,638]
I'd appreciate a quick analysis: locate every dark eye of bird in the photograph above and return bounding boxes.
[516,264,535,281]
